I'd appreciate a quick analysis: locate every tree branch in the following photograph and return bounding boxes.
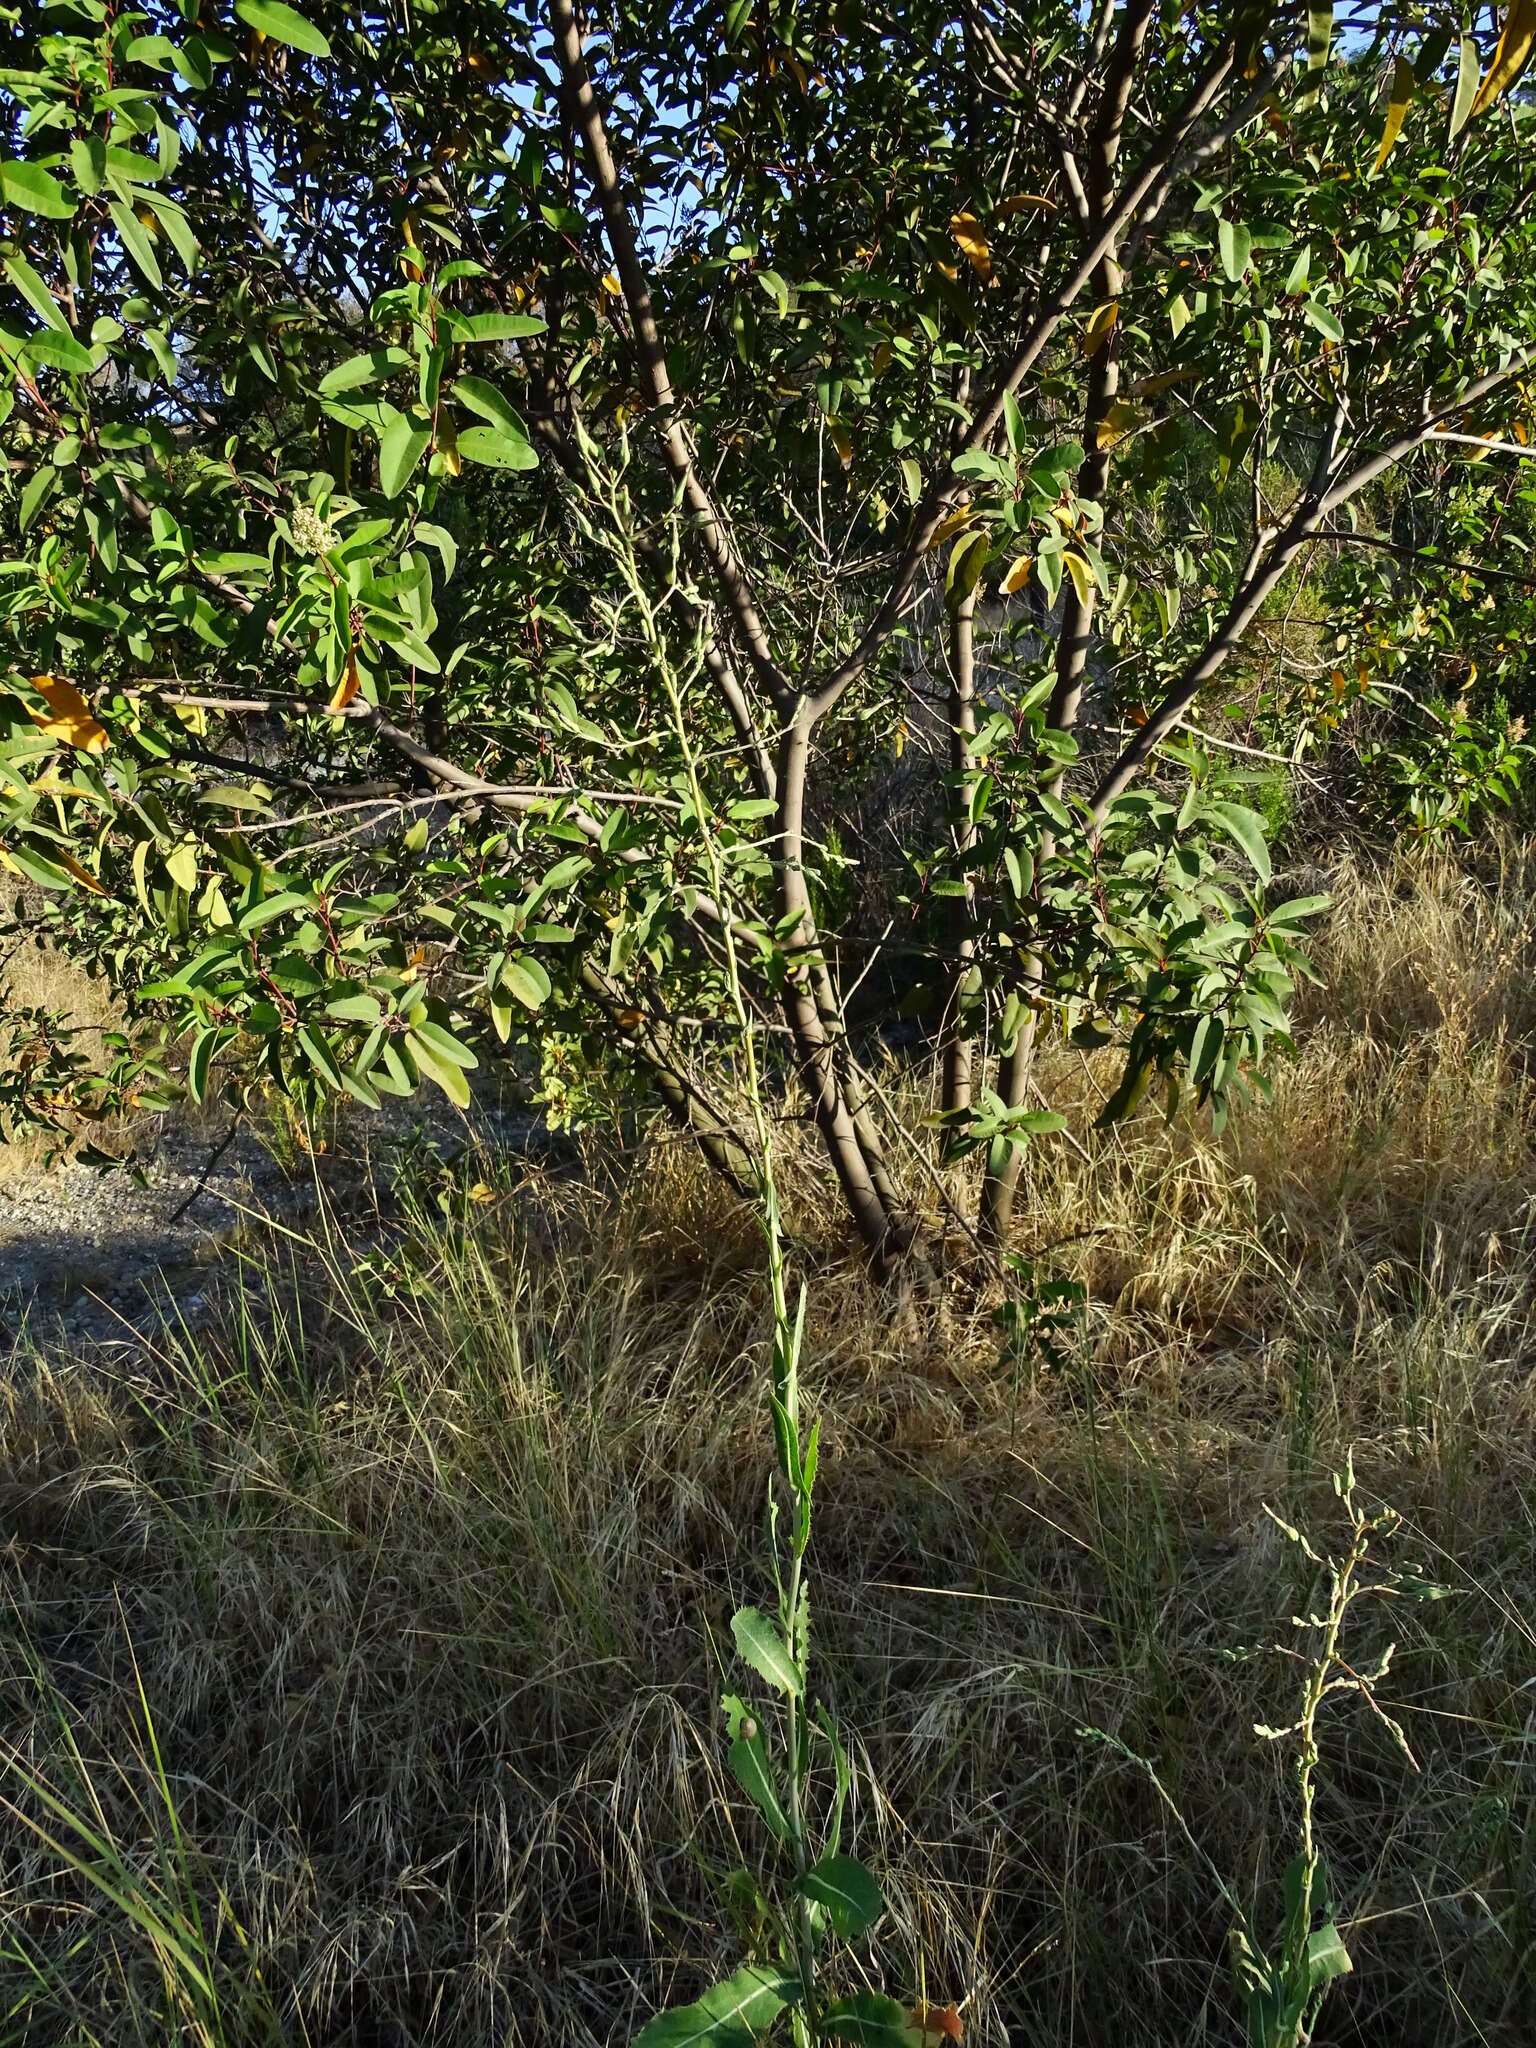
[546,0,795,718]
[1089,352,1536,817]
[803,36,1238,728]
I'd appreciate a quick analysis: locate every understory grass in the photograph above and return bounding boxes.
[3,843,1536,2045]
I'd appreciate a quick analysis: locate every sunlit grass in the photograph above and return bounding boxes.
[2,842,1535,2044]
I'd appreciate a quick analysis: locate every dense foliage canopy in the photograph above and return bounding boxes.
[4,0,1536,1265]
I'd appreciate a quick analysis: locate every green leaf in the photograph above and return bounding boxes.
[5,252,68,330]
[633,1967,798,2048]
[70,136,104,195]
[108,198,163,290]
[456,424,538,471]
[145,193,199,274]
[730,1606,801,1697]
[410,1016,478,1070]
[454,312,546,344]
[22,330,96,376]
[378,409,431,498]
[820,1993,920,2048]
[325,991,383,1024]
[320,347,411,395]
[3,840,71,890]
[164,842,199,892]
[1306,1922,1352,1992]
[1449,34,1479,142]
[500,956,551,1010]
[405,1027,471,1107]
[187,1026,216,1106]
[798,1853,883,1939]
[726,1729,789,1840]
[1209,801,1272,886]
[234,0,331,59]
[238,890,311,933]
[1218,218,1251,284]
[0,160,75,220]
[1303,299,1344,343]
[297,1025,343,1090]
[1306,4,1334,76]
[452,375,528,436]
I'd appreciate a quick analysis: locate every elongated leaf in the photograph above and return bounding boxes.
[108,198,162,289]
[0,159,74,219]
[405,1027,471,1107]
[452,374,528,436]
[455,311,546,344]
[1218,218,1251,284]
[1449,34,1480,139]
[21,330,96,376]
[730,1605,801,1697]
[297,1025,342,1090]
[798,1853,883,1938]
[1306,4,1334,74]
[820,1993,921,2048]
[1471,0,1536,117]
[320,347,411,395]
[1373,56,1414,171]
[727,1732,789,1840]
[5,252,67,330]
[411,1017,478,1071]
[235,0,331,58]
[456,423,538,471]
[1209,801,1272,886]
[378,408,430,498]
[501,956,551,1010]
[634,1968,798,2048]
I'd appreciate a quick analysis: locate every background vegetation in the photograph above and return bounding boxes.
[6,1,1536,2042]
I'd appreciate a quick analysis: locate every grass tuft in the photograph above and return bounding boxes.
[3,844,1536,2044]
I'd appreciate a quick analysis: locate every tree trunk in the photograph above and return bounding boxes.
[942,584,980,1119]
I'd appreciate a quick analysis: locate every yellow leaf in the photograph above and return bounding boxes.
[1081,301,1118,358]
[1126,365,1197,399]
[995,193,1058,218]
[949,213,991,282]
[442,443,462,477]
[467,1181,496,1205]
[57,850,104,894]
[601,272,622,296]
[1096,399,1142,450]
[1472,0,1536,116]
[329,650,361,714]
[1373,56,1414,171]
[26,675,109,755]
[871,340,892,375]
[827,420,853,469]
[927,503,975,551]
[945,529,989,607]
[1000,554,1033,594]
[1063,551,1095,606]
[402,214,419,248]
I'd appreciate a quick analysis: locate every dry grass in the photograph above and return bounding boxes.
[3,845,1536,2046]
[0,928,129,1183]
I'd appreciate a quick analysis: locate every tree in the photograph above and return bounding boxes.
[3,0,1535,1267]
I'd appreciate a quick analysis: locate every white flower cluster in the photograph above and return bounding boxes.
[290,504,336,557]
